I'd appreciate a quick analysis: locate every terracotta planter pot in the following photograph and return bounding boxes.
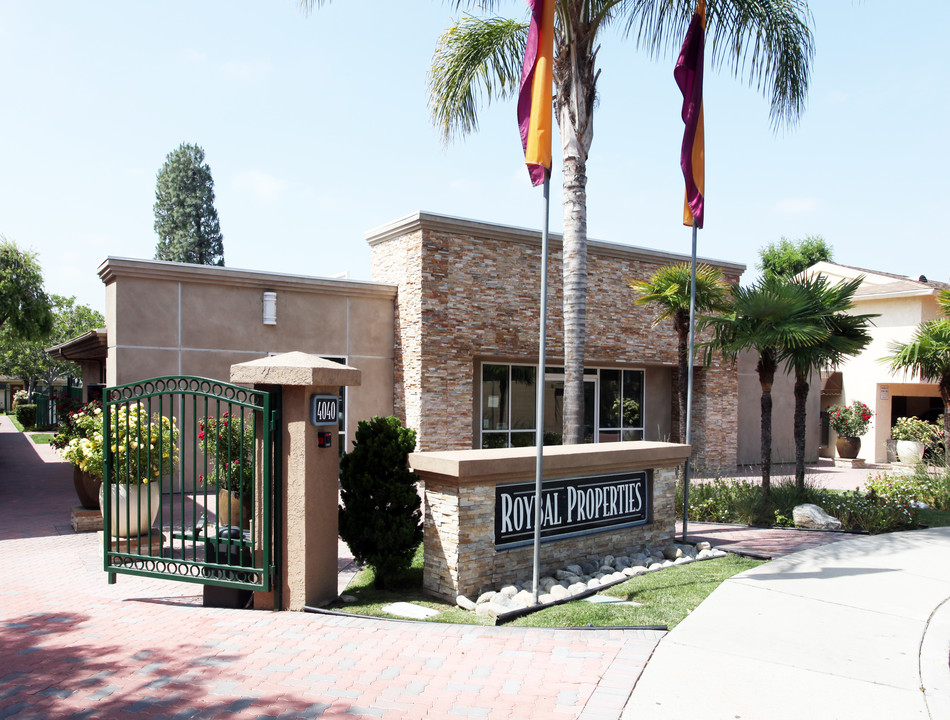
[217,489,251,530]
[72,466,102,510]
[100,482,161,537]
[896,440,925,465]
[835,437,861,459]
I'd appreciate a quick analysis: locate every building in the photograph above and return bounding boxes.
[60,212,745,466]
[805,261,950,463]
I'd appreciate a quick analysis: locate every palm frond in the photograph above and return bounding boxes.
[937,289,950,317]
[882,319,950,383]
[629,261,730,327]
[623,0,814,129]
[428,15,528,144]
[297,0,331,16]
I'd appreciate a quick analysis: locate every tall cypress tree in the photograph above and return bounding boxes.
[153,143,224,266]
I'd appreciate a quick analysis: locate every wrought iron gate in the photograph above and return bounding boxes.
[102,376,279,597]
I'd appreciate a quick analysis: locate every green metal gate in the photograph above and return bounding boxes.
[102,376,279,598]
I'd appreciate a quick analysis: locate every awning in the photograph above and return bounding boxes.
[821,370,843,397]
[46,329,108,362]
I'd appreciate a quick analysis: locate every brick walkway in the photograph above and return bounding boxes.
[0,419,666,720]
[679,521,851,559]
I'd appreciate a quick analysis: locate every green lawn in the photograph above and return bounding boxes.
[28,433,55,445]
[327,545,763,629]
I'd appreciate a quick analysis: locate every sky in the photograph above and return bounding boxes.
[1,1,947,315]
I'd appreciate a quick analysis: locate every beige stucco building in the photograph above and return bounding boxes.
[805,262,949,463]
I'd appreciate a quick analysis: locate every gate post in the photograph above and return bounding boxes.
[232,351,361,610]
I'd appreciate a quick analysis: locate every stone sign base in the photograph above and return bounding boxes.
[409,442,690,603]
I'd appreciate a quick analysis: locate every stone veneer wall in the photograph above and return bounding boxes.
[422,467,678,600]
[370,213,743,468]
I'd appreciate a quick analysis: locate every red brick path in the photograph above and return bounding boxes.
[0,418,665,720]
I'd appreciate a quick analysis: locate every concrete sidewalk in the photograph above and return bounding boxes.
[623,527,950,719]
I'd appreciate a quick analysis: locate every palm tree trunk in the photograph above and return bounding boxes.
[793,372,809,493]
[675,314,689,445]
[561,154,588,444]
[554,22,595,446]
[757,350,777,498]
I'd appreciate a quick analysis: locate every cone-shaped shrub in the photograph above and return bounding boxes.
[338,416,421,589]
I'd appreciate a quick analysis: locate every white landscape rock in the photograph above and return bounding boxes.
[459,541,737,617]
[793,503,843,530]
[456,595,476,611]
[513,590,537,608]
[568,582,589,596]
[476,591,497,605]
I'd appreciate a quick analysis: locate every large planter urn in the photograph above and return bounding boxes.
[896,440,925,465]
[835,437,861,460]
[217,489,252,530]
[72,466,102,510]
[100,482,161,537]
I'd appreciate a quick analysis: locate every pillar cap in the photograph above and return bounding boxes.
[230,351,362,387]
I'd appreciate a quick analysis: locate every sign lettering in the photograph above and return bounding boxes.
[309,394,338,426]
[494,471,651,547]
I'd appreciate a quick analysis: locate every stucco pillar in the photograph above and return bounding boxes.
[231,351,361,611]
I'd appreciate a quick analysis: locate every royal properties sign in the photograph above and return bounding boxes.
[494,470,651,547]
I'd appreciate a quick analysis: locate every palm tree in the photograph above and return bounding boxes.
[706,276,826,496]
[781,275,874,491]
[630,262,730,444]
[301,0,815,444]
[882,288,950,463]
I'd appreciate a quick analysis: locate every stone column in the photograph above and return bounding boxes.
[231,351,361,611]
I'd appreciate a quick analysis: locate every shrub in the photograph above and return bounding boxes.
[56,402,178,485]
[198,412,255,495]
[908,461,950,511]
[891,416,938,443]
[338,416,422,589]
[15,403,36,430]
[680,474,921,534]
[819,490,918,534]
[827,401,873,437]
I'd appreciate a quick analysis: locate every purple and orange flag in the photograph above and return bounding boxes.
[674,0,706,228]
[517,0,555,186]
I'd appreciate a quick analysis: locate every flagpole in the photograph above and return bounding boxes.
[682,218,698,542]
[532,169,551,604]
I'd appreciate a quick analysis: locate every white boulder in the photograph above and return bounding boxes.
[793,503,842,530]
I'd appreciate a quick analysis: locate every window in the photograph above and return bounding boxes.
[598,369,644,442]
[479,363,644,449]
[481,364,536,448]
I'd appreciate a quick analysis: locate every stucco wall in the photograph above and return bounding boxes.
[829,294,942,463]
[369,212,743,468]
[98,258,397,447]
[736,349,821,466]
